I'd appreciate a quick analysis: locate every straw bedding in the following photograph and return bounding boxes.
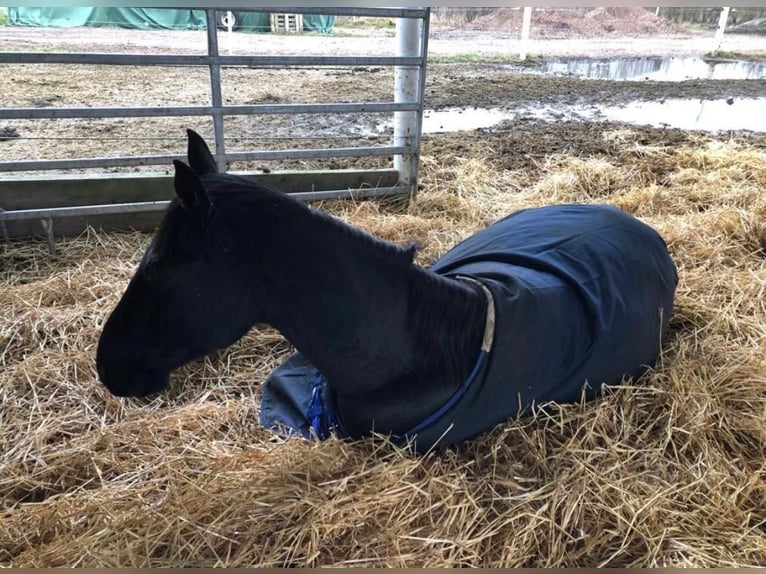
[2,126,766,567]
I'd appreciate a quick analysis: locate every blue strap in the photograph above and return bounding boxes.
[308,371,345,440]
[398,275,495,441]
[401,350,489,439]
[307,372,329,439]
[309,346,488,443]
[309,352,488,443]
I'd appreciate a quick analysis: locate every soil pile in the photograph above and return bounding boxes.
[468,7,681,38]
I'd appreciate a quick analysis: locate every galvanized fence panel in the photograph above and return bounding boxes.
[0,7,430,241]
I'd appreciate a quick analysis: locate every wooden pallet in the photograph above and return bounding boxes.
[269,13,303,33]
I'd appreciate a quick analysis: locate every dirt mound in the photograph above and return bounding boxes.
[468,7,680,38]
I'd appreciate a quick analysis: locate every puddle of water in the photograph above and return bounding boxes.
[421,107,512,133]
[386,97,765,137]
[598,97,766,132]
[542,56,766,81]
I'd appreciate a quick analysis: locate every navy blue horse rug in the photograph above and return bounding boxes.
[260,204,678,452]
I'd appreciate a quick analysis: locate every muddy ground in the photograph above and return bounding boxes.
[1,22,766,179]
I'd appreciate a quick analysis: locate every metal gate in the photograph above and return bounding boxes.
[0,7,430,245]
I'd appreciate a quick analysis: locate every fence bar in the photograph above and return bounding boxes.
[0,185,412,222]
[291,185,411,201]
[217,7,428,18]
[0,102,420,121]
[205,8,227,171]
[224,146,410,161]
[0,201,171,220]
[0,145,412,173]
[410,9,430,197]
[0,53,422,67]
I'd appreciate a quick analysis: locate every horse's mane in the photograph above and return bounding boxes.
[204,173,419,267]
[408,265,486,378]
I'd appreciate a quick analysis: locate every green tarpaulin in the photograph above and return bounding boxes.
[8,8,207,30]
[7,8,335,33]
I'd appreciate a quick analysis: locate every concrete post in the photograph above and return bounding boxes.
[713,6,731,53]
[520,7,533,61]
[394,16,420,190]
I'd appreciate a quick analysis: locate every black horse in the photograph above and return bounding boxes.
[97,129,677,452]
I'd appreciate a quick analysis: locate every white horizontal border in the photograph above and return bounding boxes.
[4,1,762,8]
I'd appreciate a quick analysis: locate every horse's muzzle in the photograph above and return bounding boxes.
[97,361,170,398]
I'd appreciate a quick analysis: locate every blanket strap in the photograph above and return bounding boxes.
[456,275,496,353]
[308,372,332,439]
[400,275,496,438]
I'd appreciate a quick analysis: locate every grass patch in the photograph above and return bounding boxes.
[334,15,395,29]
[705,50,766,62]
[429,52,542,65]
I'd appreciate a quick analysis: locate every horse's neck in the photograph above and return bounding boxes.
[330,265,488,436]
[253,207,487,432]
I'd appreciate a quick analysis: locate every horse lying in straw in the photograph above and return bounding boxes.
[97,129,678,453]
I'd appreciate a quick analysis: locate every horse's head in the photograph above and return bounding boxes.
[97,130,266,397]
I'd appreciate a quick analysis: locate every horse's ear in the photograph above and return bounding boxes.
[186,128,219,175]
[402,242,419,263]
[173,159,212,225]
